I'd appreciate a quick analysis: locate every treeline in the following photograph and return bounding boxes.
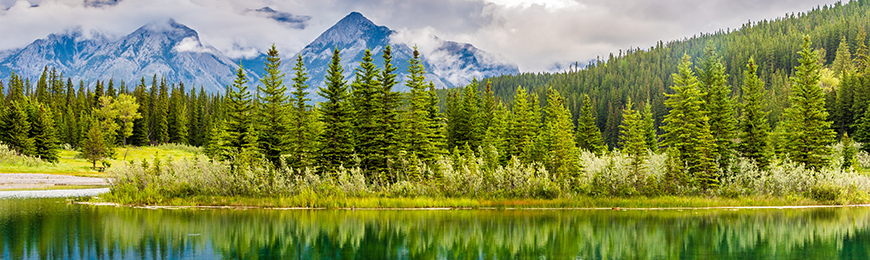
[483,0,870,150]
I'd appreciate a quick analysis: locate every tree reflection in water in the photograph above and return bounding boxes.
[2,199,870,259]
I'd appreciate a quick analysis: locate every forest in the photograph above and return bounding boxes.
[2,1,870,204]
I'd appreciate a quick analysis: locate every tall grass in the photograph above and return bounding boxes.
[105,143,870,205]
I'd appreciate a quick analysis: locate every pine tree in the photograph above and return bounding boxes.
[154,79,169,144]
[641,102,658,152]
[288,54,315,170]
[575,94,606,155]
[80,118,108,169]
[842,132,856,170]
[257,44,290,168]
[224,65,257,157]
[130,78,150,146]
[376,45,401,181]
[661,54,718,190]
[28,102,59,162]
[832,36,854,75]
[351,49,384,178]
[509,86,541,163]
[543,88,581,181]
[783,35,836,170]
[620,98,647,178]
[737,58,773,169]
[317,48,355,171]
[1,100,34,156]
[205,118,230,160]
[168,84,188,144]
[405,46,440,165]
[700,49,737,168]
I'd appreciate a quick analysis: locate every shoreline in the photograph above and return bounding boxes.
[76,201,870,211]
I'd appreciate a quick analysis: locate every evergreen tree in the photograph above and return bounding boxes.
[575,94,606,155]
[168,84,188,144]
[661,54,718,190]
[257,44,290,168]
[700,49,737,168]
[842,132,856,170]
[832,35,854,75]
[28,102,59,162]
[405,47,440,165]
[224,65,257,157]
[154,79,169,144]
[543,88,581,181]
[737,58,774,169]
[376,45,401,181]
[1,100,34,155]
[641,102,658,152]
[509,86,541,163]
[783,35,836,170]
[351,49,384,177]
[620,98,647,178]
[80,118,109,168]
[130,78,150,146]
[205,118,230,160]
[317,48,355,171]
[288,54,315,170]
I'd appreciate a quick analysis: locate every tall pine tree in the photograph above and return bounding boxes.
[257,44,290,168]
[737,58,773,168]
[317,48,355,172]
[575,94,606,155]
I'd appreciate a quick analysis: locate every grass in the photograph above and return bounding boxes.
[4,185,108,191]
[0,144,200,177]
[94,194,829,209]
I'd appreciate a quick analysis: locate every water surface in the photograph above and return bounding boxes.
[2,198,870,259]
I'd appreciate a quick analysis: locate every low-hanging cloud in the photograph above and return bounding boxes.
[0,0,842,72]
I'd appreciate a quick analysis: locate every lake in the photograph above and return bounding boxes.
[1,198,870,259]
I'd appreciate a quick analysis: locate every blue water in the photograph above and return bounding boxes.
[2,198,870,259]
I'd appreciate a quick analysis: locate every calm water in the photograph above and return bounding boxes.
[2,199,870,259]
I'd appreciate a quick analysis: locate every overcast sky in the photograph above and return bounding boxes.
[0,0,841,72]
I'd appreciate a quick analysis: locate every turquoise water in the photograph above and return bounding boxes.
[2,198,870,259]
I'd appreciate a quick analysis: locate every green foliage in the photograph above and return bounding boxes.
[783,35,837,170]
[405,47,441,165]
[351,49,387,179]
[288,54,316,170]
[318,48,355,171]
[641,102,658,152]
[224,65,257,157]
[257,44,290,168]
[80,119,109,168]
[842,132,856,170]
[619,98,646,179]
[28,102,59,162]
[737,58,774,169]
[699,47,738,168]
[543,88,581,181]
[508,86,541,163]
[0,100,34,155]
[575,94,606,155]
[114,93,142,146]
[661,54,718,190]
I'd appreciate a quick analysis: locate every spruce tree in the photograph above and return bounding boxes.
[376,45,401,181]
[620,98,647,178]
[28,102,59,162]
[80,118,108,169]
[154,79,169,144]
[130,79,150,146]
[351,49,384,178]
[783,35,836,170]
[543,88,581,181]
[1,100,35,156]
[737,58,773,168]
[288,54,315,170]
[405,47,439,165]
[832,36,854,75]
[224,65,257,156]
[661,54,718,190]
[700,49,737,168]
[509,86,541,163]
[317,47,355,171]
[575,94,606,155]
[257,44,290,168]
[642,102,658,152]
[842,132,856,170]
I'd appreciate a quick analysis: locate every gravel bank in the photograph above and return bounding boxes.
[0,188,110,199]
[0,173,109,190]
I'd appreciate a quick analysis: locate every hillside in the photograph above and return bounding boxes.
[482,0,870,149]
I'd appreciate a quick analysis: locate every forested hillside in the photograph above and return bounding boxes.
[483,0,870,149]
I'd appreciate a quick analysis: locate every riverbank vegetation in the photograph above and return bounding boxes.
[3,1,870,206]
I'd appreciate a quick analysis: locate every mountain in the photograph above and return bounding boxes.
[0,12,517,94]
[0,19,259,93]
[291,12,518,91]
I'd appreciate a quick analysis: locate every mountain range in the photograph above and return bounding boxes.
[0,11,518,94]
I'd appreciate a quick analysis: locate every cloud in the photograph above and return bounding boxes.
[247,6,310,29]
[0,0,844,73]
[172,36,210,53]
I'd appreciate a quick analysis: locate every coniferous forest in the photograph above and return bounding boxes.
[3,1,870,204]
